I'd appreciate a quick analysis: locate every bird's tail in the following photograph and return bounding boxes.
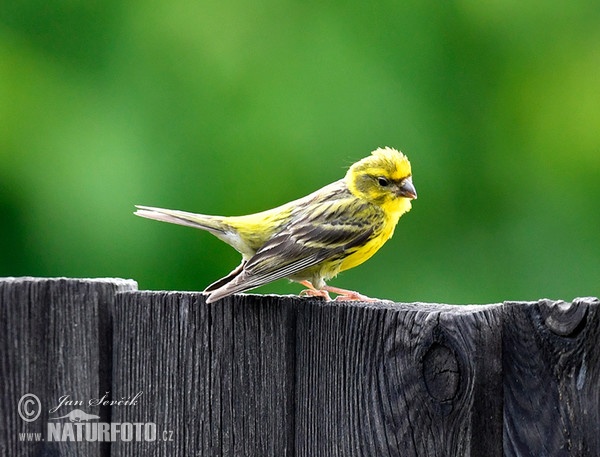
[134,205,229,235]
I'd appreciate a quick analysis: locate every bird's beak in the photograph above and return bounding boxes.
[397,177,417,199]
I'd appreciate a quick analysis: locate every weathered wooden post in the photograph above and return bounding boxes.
[292,301,504,456]
[0,277,137,457]
[1,277,599,456]
[112,292,297,456]
[503,298,600,456]
[111,295,505,456]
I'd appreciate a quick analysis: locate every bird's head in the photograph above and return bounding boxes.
[345,147,417,211]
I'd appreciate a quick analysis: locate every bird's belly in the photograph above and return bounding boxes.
[338,214,400,273]
[338,235,386,272]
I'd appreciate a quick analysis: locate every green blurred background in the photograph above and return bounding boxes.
[1,1,599,304]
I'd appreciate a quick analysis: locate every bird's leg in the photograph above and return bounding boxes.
[322,285,379,302]
[299,280,331,301]
[299,281,379,302]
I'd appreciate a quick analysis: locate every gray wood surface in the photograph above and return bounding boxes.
[0,277,137,457]
[503,297,600,457]
[112,291,296,456]
[294,302,503,457]
[1,277,599,456]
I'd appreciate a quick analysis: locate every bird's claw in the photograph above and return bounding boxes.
[323,286,380,302]
[299,280,382,302]
[299,288,331,301]
[332,292,379,302]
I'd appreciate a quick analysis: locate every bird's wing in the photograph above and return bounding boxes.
[205,198,381,302]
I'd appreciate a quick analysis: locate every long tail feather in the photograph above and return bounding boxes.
[134,205,227,234]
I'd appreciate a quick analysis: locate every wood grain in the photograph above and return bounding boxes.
[111,291,296,457]
[0,277,136,457]
[1,278,599,456]
[503,297,600,457]
[294,302,504,457]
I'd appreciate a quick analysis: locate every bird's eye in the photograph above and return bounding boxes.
[377,177,390,187]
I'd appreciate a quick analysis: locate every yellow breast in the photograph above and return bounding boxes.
[338,197,412,273]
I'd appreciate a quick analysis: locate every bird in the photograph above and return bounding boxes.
[135,146,417,303]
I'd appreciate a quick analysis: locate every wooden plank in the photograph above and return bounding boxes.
[0,277,137,457]
[3,276,598,455]
[294,301,504,457]
[111,292,296,457]
[503,297,600,457]
[112,293,505,456]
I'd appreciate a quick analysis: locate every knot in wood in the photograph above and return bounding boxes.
[422,343,460,402]
[542,298,588,337]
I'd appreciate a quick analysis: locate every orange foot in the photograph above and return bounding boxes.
[299,280,331,301]
[322,285,379,302]
[299,281,379,302]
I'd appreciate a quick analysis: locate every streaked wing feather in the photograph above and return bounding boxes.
[210,253,322,296]
[206,197,379,302]
[204,260,246,292]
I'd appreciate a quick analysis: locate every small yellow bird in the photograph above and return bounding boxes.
[135,147,416,303]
